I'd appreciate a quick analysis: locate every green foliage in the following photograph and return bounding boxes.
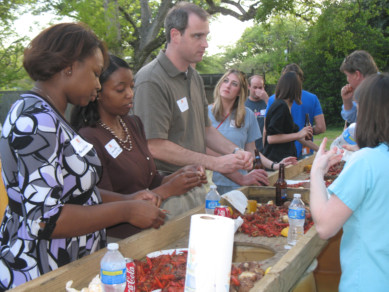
[196,55,225,74]
[221,15,308,84]
[298,0,389,126]
[0,1,36,90]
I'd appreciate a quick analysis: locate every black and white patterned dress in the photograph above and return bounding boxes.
[0,92,105,290]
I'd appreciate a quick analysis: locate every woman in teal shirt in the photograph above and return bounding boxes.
[310,73,389,292]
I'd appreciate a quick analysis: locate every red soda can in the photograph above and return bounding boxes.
[214,205,232,218]
[125,258,136,292]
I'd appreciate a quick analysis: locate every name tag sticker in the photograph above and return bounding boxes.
[104,139,123,158]
[230,119,236,128]
[177,97,189,112]
[260,109,266,116]
[70,135,93,157]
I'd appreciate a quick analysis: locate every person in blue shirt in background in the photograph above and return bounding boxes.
[340,50,378,126]
[265,64,325,159]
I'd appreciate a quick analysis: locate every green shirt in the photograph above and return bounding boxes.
[134,50,210,173]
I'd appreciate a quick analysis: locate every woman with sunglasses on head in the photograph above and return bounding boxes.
[71,55,206,239]
[310,73,389,291]
[207,69,297,194]
[0,23,165,290]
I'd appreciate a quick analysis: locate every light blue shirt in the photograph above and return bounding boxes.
[208,105,260,190]
[341,101,357,124]
[328,143,389,292]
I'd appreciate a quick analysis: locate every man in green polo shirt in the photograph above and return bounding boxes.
[134,2,253,218]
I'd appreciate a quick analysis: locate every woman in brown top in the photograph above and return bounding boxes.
[71,55,206,239]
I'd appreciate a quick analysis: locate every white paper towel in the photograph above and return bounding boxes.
[184,214,235,292]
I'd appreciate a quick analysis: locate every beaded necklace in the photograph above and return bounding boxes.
[98,117,133,151]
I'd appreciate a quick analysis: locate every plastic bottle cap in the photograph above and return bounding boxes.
[107,243,119,250]
[210,185,217,190]
[294,193,301,198]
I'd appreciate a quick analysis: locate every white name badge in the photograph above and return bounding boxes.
[177,97,189,112]
[104,139,123,158]
[70,135,93,157]
[260,109,266,116]
[229,119,236,128]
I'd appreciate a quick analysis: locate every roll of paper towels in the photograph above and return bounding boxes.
[184,214,235,292]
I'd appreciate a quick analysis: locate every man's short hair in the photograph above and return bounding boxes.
[340,50,378,77]
[248,75,265,86]
[164,2,209,43]
[282,63,304,82]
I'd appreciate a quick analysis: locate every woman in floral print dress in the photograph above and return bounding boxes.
[0,23,165,290]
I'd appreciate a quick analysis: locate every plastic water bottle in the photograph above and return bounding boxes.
[100,243,126,292]
[205,185,221,214]
[287,193,305,246]
[330,123,357,150]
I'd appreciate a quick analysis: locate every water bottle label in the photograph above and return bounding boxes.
[205,199,220,209]
[288,208,305,219]
[343,129,356,145]
[101,268,126,285]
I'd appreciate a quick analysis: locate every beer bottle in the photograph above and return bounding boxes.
[275,163,287,206]
[302,114,311,156]
[254,149,264,169]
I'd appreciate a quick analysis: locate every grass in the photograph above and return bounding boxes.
[314,126,343,150]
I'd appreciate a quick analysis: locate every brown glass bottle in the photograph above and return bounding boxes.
[304,113,311,140]
[254,149,264,169]
[302,114,311,156]
[275,163,287,206]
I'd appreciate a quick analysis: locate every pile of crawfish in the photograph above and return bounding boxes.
[324,161,345,187]
[134,250,187,291]
[234,204,313,237]
[133,250,256,292]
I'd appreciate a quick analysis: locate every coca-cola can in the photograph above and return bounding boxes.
[214,205,232,218]
[125,258,136,292]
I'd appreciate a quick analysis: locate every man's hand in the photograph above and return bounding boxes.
[255,88,269,100]
[214,152,252,174]
[242,169,269,186]
[341,84,354,110]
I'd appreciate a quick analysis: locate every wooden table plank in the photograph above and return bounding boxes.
[11,155,323,291]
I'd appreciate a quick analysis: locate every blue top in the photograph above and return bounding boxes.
[208,105,260,190]
[341,101,357,124]
[328,143,389,292]
[267,90,323,158]
[244,99,266,152]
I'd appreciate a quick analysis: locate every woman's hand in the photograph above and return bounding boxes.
[178,165,207,184]
[299,126,313,140]
[342,144,359,152]
[124,200,166,229]
[242,169,269,186]
[311,138,343,177]
[161,166,207,198]
[127,189,162,207]
[277,156,298,168]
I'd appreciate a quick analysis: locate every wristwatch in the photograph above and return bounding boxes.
[271,162,276,170]
[233,147,242,154]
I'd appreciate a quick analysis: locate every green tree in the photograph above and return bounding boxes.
[0,1,36,89]
[30,0,321,72]
[299,0,389,126]
[221,15,308,83]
